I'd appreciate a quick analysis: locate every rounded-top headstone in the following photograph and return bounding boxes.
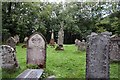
[86,32,111,79]
[27,32,47,68]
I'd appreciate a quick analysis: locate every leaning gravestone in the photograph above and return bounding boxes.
[0,45,19,69]
[27,32,46,68]
[6,37,16,51]
[86,32,111,79]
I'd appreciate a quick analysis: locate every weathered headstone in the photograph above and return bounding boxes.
[86,32,111,79]
[27,32,46,68]
[77,40,81,51]
[22,36,29,48]
[14,35,19,44]
[110,36,120,61]
[77,40,86,51]
[75,39,79,46]
[49,30,55,47]
[55,26,64,50]
[6,37,16,51]
[80,40,86,51]
[0,45,19,69]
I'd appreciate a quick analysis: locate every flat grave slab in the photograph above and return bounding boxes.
[16,69,44,79]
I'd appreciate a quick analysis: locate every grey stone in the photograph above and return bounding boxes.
[101,31,112,36]
[110,36,120,61]
[0,45,19,69]
[47,75,56,80]
[6,37,16,51]
[16,69,44,79]
[75,39,79,46]
[57,27,64,45]
[86,32,110,79]
[91,32,98,36]
[75,39,86,51]
[27,32,46,68]
[56,26,64,50]
[14,35,19,44]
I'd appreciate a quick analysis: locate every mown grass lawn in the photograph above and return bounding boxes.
[2,44,119,79]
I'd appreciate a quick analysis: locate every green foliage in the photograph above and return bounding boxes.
[2,2,120,43]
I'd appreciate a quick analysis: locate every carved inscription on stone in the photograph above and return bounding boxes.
[86,32,111,79]
[0,45,19,69]
[27,33,46,68]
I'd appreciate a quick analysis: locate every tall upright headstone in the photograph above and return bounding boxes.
[27,32,46,68]
[6,37,16,51]
[86,32,111,79]
[0,45,19,69]
[49,30,55,47]
[55,25,64,50]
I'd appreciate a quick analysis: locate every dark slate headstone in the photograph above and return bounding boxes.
[86,32,111,79]
[27,32,46,68]
[6,37,16,51]
[0,45,19,69]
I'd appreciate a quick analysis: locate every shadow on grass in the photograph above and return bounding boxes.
[110,61,120,64]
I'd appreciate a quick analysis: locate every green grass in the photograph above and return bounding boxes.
[1,44,119,79]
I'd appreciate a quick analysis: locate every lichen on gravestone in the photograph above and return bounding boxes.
[0,45,19,69]
[86,32,112,79]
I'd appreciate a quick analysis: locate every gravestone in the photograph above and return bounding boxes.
[22,36,29,48]
[0,45,19,69]
[16,69,44,79]
[110,36,120,61]
[86,32,111,79]
[6,37,16,51]
[49,30,55,47]
[27,32,46,68]
[75,39,79,46]
[14,35,19,44]
[77,40,86,51]
[77,40,81,51]
[80,40,86,51]
[55,26,64,50]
